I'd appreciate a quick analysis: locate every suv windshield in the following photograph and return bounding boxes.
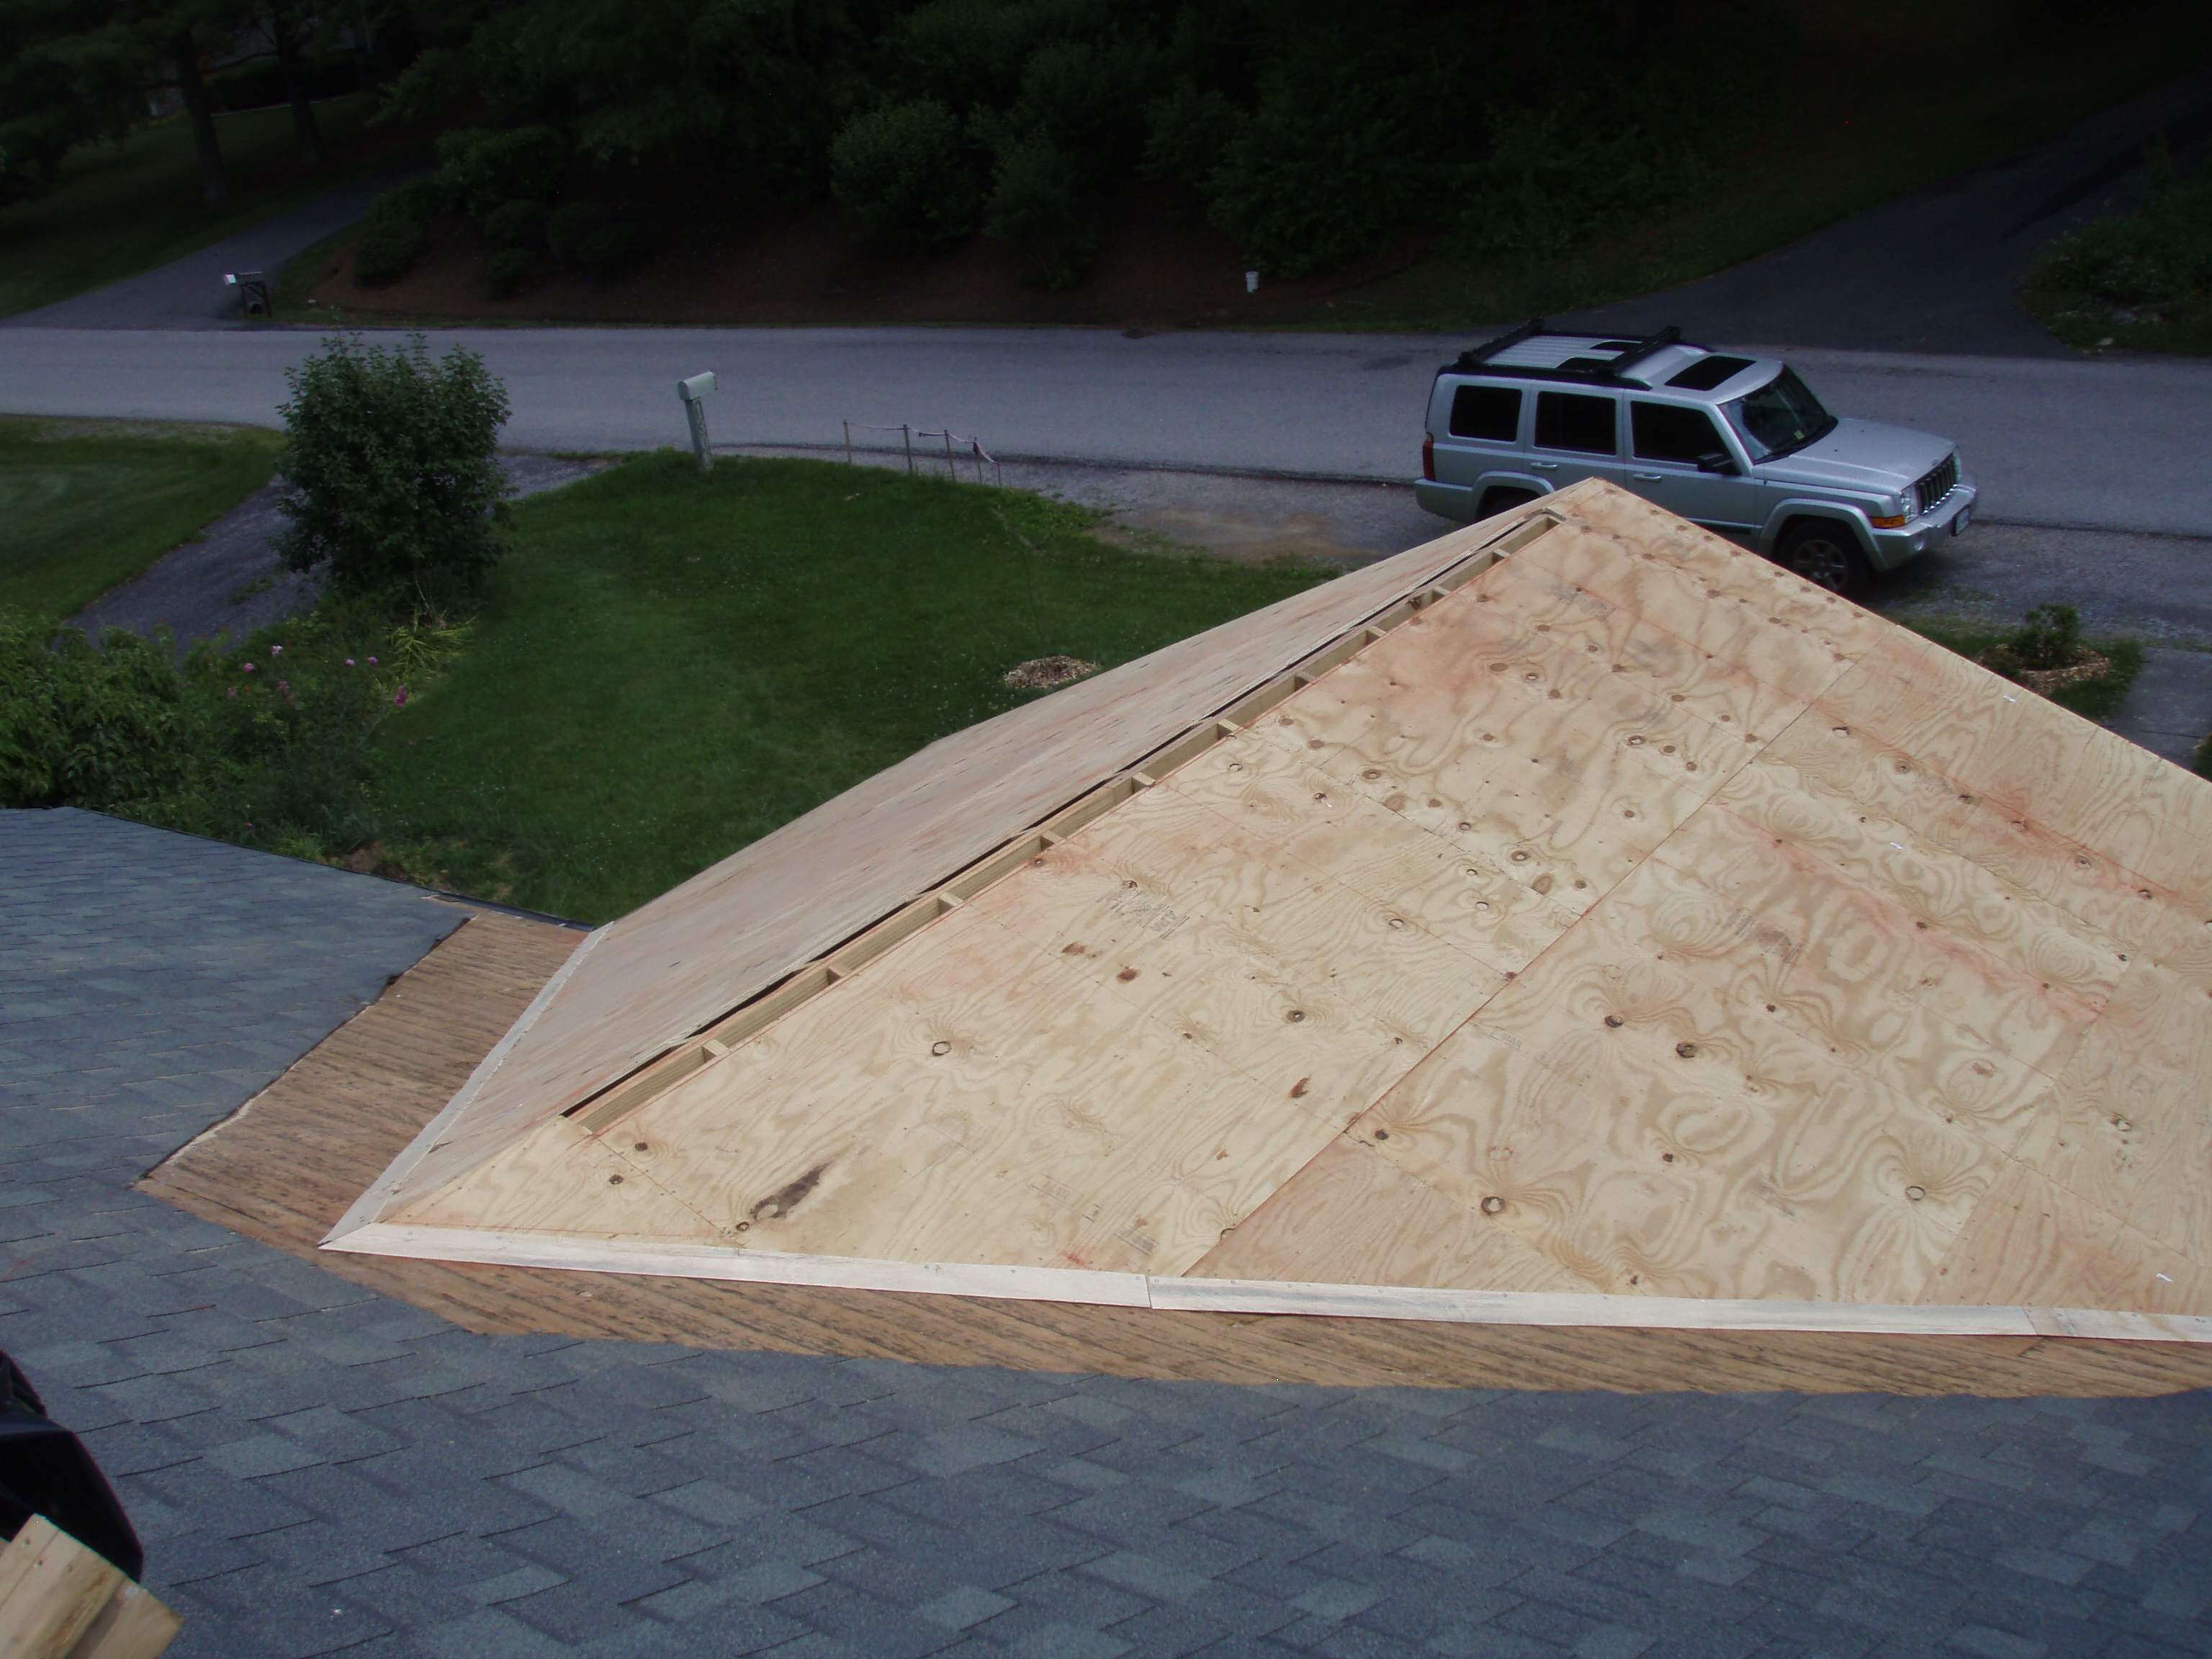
[1726,368,1836,460]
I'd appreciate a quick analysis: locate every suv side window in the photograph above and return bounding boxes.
[1534,392,1618,456]
[1449,385,1521,442]
[1632,402,1727,465]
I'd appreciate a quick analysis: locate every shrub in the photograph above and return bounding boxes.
[486,248,538,297]
[179,604,459,848]
[0,595,463,855]
[547,201,647,277]
[1143,83,1243,197]
[436,125,569,220]
[1004,38,1154,193]
[364,177,444,233]
[0,613,190,810]
[1203,54,1442,279]
[275,336,513,599]
[887,0,1045,111]
[1452,104,1705,269]
[353,179,444,286]
[353,219,426,287]
[2024,168,2212,351]
[984,134,1093,288]
[2002,603,2083,672]
[483,198,549,251]
[830,99,981,250]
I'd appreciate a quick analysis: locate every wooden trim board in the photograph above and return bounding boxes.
[326,1222,2212,1344]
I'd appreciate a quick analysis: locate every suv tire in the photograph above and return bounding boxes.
[1776,520,1872,598]
[1478,487,1540,520]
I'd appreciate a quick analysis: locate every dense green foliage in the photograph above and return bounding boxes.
[0,597,460,853]
[831,97,979,250]
[0,0,146,204]
[0,613,192,809]
[275,335,513,598]
[349,0,1787,287]
[0,418,282,619]
[433,122,567,217]
[1988,603,2083,674]
[4,451,1337,918]
[2026,156,2212,354]
[351,176,438,284]
[544,198,645,275]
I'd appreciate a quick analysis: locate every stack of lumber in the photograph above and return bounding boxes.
[0,1518,176,1659]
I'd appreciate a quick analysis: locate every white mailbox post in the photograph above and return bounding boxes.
[678,372,716,474]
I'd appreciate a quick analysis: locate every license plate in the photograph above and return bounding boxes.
[1951,506,1971,536]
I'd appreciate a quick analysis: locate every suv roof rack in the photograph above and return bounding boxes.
[1446,321,1707,389]
[1453,318,1546,371]
[1607,325,1683,377]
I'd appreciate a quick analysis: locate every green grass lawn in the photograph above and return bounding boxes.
[0,418,284,618]
[359,454,1333,921]
[0,95,412,318]
[1902,623,2145,722]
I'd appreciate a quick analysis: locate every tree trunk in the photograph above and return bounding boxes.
[350,2,377,92]
[171,32,228,204]
[271,8,325,168]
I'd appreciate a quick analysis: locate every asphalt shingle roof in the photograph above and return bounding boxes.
[7,806,2211,1658]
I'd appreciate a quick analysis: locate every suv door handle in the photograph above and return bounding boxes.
[1629,471,1663,481]
[1529,460,1558,471]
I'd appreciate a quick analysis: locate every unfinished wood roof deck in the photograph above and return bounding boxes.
[328,481,2212,1344]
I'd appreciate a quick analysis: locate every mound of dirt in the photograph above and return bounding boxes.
[1001,655,1098,690]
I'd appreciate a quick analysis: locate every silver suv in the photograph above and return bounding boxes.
[1414,322,1976,595]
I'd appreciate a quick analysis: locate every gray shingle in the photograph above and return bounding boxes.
[10,808,2212,1659]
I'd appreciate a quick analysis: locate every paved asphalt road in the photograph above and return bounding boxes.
[5,323,2211,536]
[6,68,2212,537]
[5,164,416,331]
[1557,66,2212,356]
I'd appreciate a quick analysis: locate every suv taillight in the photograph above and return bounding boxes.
[1421,435,1434,481]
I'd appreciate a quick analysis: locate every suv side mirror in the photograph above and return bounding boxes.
[1696,451,1742,476]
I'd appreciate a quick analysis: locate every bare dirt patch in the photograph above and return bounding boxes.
[294,188,1427,332]
[1001,655,1098,690]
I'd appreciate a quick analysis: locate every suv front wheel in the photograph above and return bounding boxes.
[1775,520,1872,598]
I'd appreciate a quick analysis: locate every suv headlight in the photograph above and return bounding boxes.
[1869,487,1917,529]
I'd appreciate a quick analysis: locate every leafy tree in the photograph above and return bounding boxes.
[0,0,156,204]
[275,335,514,599]
[831,98,979,248]
[436,122,567,217]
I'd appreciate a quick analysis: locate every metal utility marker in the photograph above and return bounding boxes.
[678,372,716,473]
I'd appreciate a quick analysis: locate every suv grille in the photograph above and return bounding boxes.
[1914,453,1959,516]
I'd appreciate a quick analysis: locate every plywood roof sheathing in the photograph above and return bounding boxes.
[329,481,2212,1343]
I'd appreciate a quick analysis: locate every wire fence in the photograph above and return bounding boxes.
[842,421,1002,487]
